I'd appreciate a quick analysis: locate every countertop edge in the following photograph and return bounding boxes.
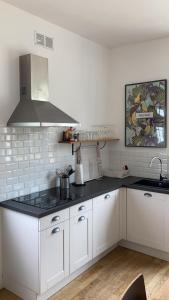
[2,176,169,218]
[0,183,122,218]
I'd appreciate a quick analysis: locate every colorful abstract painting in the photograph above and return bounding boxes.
[125,80,167,147]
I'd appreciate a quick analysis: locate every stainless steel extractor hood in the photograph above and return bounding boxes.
[7,54,79,127]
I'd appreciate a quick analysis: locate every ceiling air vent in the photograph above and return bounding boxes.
[35,32,44,46]
[34,31,54,50]
[45,36,53,49]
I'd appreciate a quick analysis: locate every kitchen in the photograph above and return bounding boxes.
[0,1,169,299]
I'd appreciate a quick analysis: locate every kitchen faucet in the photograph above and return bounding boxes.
[149,156,166,181]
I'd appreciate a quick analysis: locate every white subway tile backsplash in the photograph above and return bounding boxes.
[17,148,25,155]
[0,136,5,141]
[0,194,6,201]
[18,188,30,197]
[0,149,5,156]
[0,127,102,201]
[0,156,11,163]
[18,161,29,169]
[7,191,18,199]
[6,149,17,156]
[34,153,41,160]
[13,183,24,191]
[12,169,23,177]
[107,147,168,179]
[12,141,24,148]
[6,163,18,171]
[0,142,11,148]
[5,185,13,192]
[12,155,24,162]
[29,147,40,154]
[30,186,39,194]
[0,128,8,134]
[7,177,18,185]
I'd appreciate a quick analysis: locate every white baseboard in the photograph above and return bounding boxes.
[3,276,37,300]
[119,239,169,261]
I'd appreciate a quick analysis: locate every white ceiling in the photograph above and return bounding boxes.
[3,0,169,48]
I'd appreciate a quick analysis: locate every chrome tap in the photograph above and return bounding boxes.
[149,156,166,181]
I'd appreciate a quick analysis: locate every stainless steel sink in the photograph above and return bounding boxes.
[133,178,169,189]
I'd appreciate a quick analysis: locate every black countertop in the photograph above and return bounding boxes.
[1,176,169,218]
[0,176,138,218]
[126,181,169,194]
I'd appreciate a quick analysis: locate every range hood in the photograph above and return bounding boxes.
[7,54,79,127]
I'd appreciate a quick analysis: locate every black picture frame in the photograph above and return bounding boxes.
[125,79,167,148]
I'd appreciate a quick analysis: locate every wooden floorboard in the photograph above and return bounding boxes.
[1,246,169,299]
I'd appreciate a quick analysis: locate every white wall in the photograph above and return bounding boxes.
[0,1,111,128]
[0,0,111,288]
[108,38,169,178]
[0,1,111,202]
[2,0,169,290]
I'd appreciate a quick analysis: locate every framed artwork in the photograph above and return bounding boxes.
[125,79,167,147]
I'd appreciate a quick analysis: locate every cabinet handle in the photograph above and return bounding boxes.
[52,227,60,234]
[144,193,152,197]
[105,194,110,199]
[79,205,86,211]
[51,216,60,222]
[78,216,85,222]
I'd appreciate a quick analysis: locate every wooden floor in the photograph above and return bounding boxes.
[1,246,169,300]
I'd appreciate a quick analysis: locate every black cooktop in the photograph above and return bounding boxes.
[12,188,73,209]
[1,177,139,218]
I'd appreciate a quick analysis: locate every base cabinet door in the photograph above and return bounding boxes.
[127,189,167,251]
[93,190,120,258]
[70,210,92,274]
[40,220,69,293]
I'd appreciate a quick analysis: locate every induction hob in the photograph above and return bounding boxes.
[12,188,72,209]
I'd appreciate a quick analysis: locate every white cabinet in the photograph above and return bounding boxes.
[2,209,40,294]
[2,189,123,300]
[40,219,69,293]
[93,190,120,258]
[2,208,70,298]
[127,188,169,252]
[70,209,92,273]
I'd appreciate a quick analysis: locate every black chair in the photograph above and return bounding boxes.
[121,274,147,300]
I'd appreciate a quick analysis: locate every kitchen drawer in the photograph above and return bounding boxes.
[93,191,116,208]
[70,199,92,218]
[39,208,69,231]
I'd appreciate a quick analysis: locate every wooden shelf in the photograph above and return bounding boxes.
[59,138,119,155]
[59,138,119,144]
